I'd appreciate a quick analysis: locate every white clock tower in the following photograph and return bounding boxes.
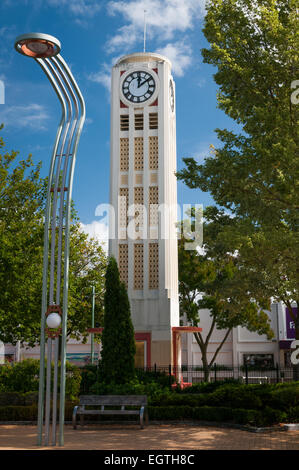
[109,52,180,368]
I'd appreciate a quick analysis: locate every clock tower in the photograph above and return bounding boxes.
[109,52,180,368]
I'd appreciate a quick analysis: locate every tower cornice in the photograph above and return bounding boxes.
[115,52,172,69]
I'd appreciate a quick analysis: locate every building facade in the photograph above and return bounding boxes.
[181,302,297,369]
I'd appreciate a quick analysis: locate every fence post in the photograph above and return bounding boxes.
[214,363,217,382]
[276,363,280,384]
[154,363,157,376]
[245,363,248,385]
[169,364,172,389]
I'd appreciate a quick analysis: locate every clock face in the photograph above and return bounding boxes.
[169,79,174,112]
[122,70,156,104]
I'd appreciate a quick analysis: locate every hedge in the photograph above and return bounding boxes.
[0,401,77,422]
[0,403,289,427]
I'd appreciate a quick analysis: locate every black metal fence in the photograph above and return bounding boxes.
[178,364,297,385]
[78,363,298,394]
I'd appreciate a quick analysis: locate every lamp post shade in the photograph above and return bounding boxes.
[14,33,61,58]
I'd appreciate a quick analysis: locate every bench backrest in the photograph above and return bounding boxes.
[79,395,147,406]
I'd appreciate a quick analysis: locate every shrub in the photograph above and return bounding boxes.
[65,363,82,400]
[206,385,262,409]
[0,401,78,422]
[79,365,99,394]
[0,359,81,400]
[177,379,241,394]
[0,359,40,393]
[148,405,194,420]
[267,386,299,411]
[135,369,175,388]
[193,406,233,422]
[0,391,38,406]
[288,406,299,422]
[90,379,170,401]
[231,408,262,426]
[150,393,207,407]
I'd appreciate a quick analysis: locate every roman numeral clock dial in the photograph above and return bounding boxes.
[121,70,156,104]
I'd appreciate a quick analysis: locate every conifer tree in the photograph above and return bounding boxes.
[100,256,136,384]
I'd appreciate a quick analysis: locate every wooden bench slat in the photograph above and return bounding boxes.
[80,410,140,415]
[79,395,147,406]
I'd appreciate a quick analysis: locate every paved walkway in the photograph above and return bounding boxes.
[0,424,298,450]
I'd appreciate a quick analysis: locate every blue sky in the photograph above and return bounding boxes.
[0,0,238,244]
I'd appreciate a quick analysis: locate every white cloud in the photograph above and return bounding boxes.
[107,0,206,49]
[88,63,111,92]
[157,42,192,77]
[0,103,49,131]
[88,0,206,91]
[47,0,102,17]
[80,220,109,253]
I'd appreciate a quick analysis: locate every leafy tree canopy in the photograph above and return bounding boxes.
[0,125,107,347]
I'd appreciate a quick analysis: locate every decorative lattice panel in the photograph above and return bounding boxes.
[119,187,128,228]
[120,114,129,131]
[149,243,159,289]
[134,243,144,290]
[120,138,129,171]
[149,136,158,170]
[134,137,144,171]
[135,114,144,130]
[134,187,144,205]
[149,113,158,129]
[149,186,159,226]
[119,244,128,288]
[134,187,144,234]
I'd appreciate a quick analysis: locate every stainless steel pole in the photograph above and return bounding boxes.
[91,286,95,364]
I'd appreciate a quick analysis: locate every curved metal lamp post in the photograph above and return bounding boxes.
[14,33,86,446]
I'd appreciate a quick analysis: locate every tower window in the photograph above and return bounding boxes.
[120,114,129,131]
[134,243,144,290]
[134,114,144,130]
[149,113,158,129]
[149,186,159,227]
[134,137,144,171]
[149,243,159,289]
[134,187,144,236]
[149,136,158,170]
[119,187,129,229]
[119,243,128,288]
[120,137,129,171]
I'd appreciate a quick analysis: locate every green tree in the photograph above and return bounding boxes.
[179,207,274,380]
[99,256,136,384]
[177,1,299,352]
[0,126,107,346]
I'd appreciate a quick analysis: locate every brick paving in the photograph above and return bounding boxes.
[0,424,298,450]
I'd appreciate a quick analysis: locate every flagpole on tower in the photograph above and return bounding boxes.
[143,9,147,53]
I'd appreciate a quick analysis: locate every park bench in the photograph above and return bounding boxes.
[72,395,148,429]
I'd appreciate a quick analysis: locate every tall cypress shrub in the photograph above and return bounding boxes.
[99,256,136,384]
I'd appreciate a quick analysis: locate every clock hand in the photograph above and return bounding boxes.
[138,76,152,88]
[137,72,142,88]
